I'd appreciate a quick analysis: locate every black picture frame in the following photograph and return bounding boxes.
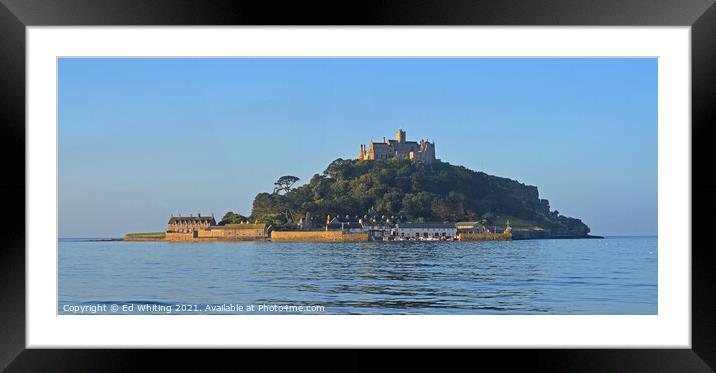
[1,0,714,371]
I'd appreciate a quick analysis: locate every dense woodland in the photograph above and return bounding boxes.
[222,158,590,237]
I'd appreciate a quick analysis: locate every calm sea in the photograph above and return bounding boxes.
[58,236,657,315]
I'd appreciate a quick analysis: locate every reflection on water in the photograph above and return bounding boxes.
[59,237,657,314]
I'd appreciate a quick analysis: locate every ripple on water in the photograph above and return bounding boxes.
[58,237,657,314]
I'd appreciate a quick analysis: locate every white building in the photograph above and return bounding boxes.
[340,222,366,233]
[361,221,392,240]
[395,223,457,239]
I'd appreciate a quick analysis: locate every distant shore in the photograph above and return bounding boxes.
[118,231,603,243]
[63,234,606,243]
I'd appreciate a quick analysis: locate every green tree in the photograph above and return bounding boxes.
[219,211,249,225]
[251,192,284,223]
[431,197,454,221]
[400,192,434,220]
[273,175,300,195]
[247,157,591,235]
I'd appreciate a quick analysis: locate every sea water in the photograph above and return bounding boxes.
[58,236,657,315]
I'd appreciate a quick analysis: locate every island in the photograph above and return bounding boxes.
[125,129,599,242]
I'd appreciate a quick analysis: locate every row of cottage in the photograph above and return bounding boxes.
[165,214,266,241]
[162,212,511,242]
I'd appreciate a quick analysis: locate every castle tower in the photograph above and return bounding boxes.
[358,144,366,160]
[396,129,406,143]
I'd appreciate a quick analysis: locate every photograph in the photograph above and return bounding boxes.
[3,0,715,368]
[4,0,714,367]
[58,57,657,316]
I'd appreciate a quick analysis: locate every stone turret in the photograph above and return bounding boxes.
[396,129,406,143]
[358,144,366,159]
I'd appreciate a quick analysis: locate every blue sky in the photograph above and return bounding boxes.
[58,58,657,237]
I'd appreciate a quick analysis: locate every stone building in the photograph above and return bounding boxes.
[325,215,363,232]
[167,214,216,233]
[358,129,436,163]
[298,212,319,230]
[165,214,267,241]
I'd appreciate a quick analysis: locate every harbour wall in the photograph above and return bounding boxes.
[196,225,265,240]
[510,229,548,240]
[459,231,512,241]
[124,229,268,242]
[164,231,196,242]
[164,230,266,242]
[271,231,369,242]
[123,233,166,241]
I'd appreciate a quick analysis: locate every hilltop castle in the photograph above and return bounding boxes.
[357,129,436,164]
